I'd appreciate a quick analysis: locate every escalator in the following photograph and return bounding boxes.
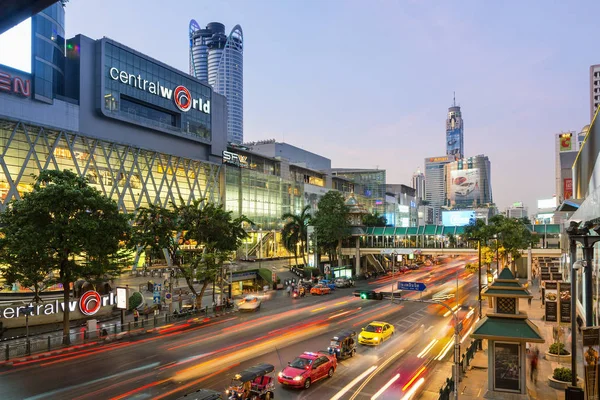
[246,231,274,259]
[366,253,385,273]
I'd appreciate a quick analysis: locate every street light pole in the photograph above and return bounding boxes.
[478,240,482,319]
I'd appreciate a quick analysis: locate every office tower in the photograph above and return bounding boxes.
[412,168,425,204]
[446,94,464,158]
[591,64,600,121]
[445,154,493,208]
[506,202,528,219]
[32,2,66,102]
[424,155,454,224]
[190,21,243,144]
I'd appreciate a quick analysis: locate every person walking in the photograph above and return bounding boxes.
[133,308,139,327]
[286,285,291,297]
[530,346,539,384]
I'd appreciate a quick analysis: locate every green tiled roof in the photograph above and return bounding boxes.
[424,225,437,235]
[365,227,373,235]
[546,224,561,234]
[455,226,466,234]
[490,280,521,288]
[443,226,456,235]
[417,226,425,234]
[533,225,546,233]
[498,268,515,280]
[435,226,445,235]
[472,316,544,342]
[484,288,531,296]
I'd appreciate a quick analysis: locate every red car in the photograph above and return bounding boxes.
[277,351,337,389]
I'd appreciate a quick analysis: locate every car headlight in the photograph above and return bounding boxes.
[293,376,303,381]
[278,372,283,377]
[374,337,379,342]
[225,389,230,394]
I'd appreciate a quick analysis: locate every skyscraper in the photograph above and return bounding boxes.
[590,64,600,121]
[412,168,425,204]
[189,21,243,144]
[446,94,464,158]
[424,155,455,224]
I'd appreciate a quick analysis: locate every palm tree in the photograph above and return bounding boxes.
[281,205,311,267]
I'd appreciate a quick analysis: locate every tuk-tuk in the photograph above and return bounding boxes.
[328,330,357,359]
[226,363,275,400]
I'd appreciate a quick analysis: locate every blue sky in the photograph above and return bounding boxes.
[3,0,598,213]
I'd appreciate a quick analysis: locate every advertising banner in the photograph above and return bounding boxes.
[441,210,475,226]
[446,128,462,156]
[582,327,600,400]
[559,133,573,152]
[449,169,481,203]
[564,178,573,200]
[494,342,520,392]
[544,281,558,322]
[559,282,571,324]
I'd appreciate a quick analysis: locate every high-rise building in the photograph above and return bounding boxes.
[412,168,425,204]
[446,95,464,158]
[591,64,600,121]
[190,21,243,144]
[506,202,528,219]
[424,155,454,224]
[445,155,493,208]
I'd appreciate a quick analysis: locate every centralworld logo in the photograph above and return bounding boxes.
[174,85,192,112]
[79,290,102,316]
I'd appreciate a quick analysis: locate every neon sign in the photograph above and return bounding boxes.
[0,70,30,97]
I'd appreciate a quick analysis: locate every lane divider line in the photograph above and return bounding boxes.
[330,365,378,400]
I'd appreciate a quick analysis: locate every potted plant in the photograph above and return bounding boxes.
[545,342,571,363]
[548,367,582,389]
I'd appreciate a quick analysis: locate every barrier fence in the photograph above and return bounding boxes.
[0,306,235,362]
[438,338,482,400]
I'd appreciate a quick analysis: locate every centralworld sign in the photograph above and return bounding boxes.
[109,67,210,114]
[0,291,116,319]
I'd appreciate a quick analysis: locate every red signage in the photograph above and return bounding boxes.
[559,133,572,152]
[0,70,31,97]
[564,178,573,200]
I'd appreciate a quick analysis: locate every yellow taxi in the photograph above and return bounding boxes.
[358,321,394,345]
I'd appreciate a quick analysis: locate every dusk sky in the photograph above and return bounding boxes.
[5,0,599,213]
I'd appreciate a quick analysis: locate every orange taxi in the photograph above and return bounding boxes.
[310,284,331,296]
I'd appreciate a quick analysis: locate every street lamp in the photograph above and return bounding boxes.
[467,237,483,320]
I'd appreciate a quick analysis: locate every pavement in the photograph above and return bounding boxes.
[452,278,582,400]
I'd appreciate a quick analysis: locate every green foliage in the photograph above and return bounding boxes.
[464,263,478,274]
[132,199,251,308]
[447,234,457,247]
[549,342,570,355]
[281,205,311,267]
[313,192,350,264]
[0,170,131,344]
[362,212,387,227]
[553,367,572,382]
[129,291,143,311]
[304,267,320,279]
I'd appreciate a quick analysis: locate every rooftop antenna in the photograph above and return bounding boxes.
[453,91,456,107]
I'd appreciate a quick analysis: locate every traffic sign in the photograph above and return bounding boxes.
[165,292,172,305]
[397,281,427,292]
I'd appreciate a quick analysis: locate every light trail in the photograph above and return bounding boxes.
[328,310,352,319]
[443,304,459,317]
[330,365,378,400]
[349,348,405,400]
[311,306,326,312]
[402,366,426,391]
[461,325,475,344]
[371,373,400,400]
[417,339,438,358]
[401,377,425,400]
[435,339,454,360]
[152,363,239,400]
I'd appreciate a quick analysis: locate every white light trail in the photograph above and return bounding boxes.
[417,339,438,358]
[330,365,377,400]
[371,373,400,400]
[401,377,425,400]
[435,340,454,360]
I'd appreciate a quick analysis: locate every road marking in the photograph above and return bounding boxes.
[349,349,405,400]
[311,306,326,312]
[330,365,377,400]
[335,301,348,305]
[371,373,400,400]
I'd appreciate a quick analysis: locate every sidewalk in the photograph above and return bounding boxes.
[447,278,579,399]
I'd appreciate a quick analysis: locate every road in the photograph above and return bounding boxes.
[0,257,479,400]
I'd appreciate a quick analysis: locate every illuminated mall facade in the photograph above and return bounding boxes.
[0,3,397,261]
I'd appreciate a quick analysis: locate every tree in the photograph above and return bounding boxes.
[363,212,387,227]
[0,170,131,344]
[132,200,250,309]
[447,234,457,248]
[281,205,311,267]
[313,192,350,265]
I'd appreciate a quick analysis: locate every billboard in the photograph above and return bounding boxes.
[446,128,462,156]
[442,210,475,226]
[563,178,573,200]
[449,168,480,203]
[559,133,573,152]
[537,198,557,209]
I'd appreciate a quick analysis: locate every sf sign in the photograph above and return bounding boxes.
[0,291,116,319]
[108,67,210,114]
[223,151,248,168]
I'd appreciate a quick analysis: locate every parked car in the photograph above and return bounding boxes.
[310,284,331,296]
[408,264,419,270]
[318,280,336,291]
[278,351,337,389]
[334,278,352,288]
[237,295,261,311]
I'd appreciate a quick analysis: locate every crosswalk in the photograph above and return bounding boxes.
[396,307,429,327]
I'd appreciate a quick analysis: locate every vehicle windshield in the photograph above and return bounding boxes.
[365,325,383,333]
[289,357,313,369]
[330,340,340,347]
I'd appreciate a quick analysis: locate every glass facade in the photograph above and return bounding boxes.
[102,41,212,140]
[32,2,65,102]
[0,119,221,212]
[332,170,386,215]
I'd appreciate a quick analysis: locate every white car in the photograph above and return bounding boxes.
[237,295,261,311]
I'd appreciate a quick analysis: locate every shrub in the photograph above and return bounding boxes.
[128,291,143,311]
[553,367,572,382]
[549,342,570,355]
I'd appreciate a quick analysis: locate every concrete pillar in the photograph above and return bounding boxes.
[355,238,361,277]
[527,246,532,287]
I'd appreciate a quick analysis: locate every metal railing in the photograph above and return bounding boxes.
[0,306,236,362]
[438,338,482,400]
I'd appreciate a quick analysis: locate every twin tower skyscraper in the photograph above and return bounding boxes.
[189,21,244,144]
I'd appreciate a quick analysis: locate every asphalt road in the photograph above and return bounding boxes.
[0,257,479,400]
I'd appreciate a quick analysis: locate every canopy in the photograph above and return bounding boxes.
[234,363,275,382]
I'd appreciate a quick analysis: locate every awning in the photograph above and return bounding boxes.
[395,227,408,235]
[546,224,561,234]
[407,227,418,235]
[471,316,544,343]
[372,227,385,236]
[424,225,437,235]
[417,226,425,235]
[383,227,396,236]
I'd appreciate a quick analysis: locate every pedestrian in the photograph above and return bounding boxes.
[286,285,291,297]
[528,297,532,307]
[133,308,139,327]
[530,346,539,384]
